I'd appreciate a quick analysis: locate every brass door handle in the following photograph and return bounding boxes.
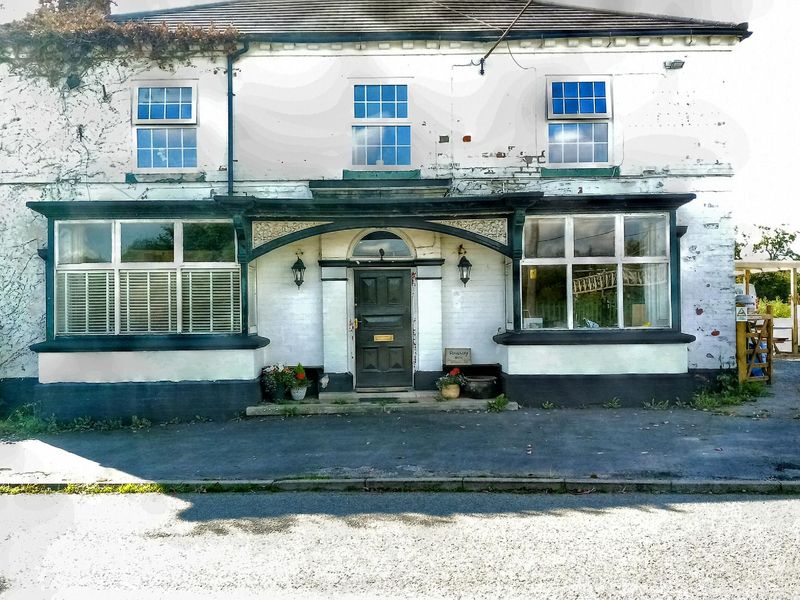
[353,318,359,330]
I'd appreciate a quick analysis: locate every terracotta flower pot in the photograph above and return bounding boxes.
[440,383,460,400]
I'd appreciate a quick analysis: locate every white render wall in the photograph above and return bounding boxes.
[500,344,688,375]
[0,35,744,380]
[38,348,267,383]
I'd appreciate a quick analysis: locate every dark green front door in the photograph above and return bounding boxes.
[354,269,413,389]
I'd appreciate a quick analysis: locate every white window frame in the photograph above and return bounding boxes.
[349,78,412,170]
[132,81,198,126]
[131,80,199,174]
[55,219,240,336]
[546,75,613,168]
[520,213,671,330]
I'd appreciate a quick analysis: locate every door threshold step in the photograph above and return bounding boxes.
[319,390,437,403]
[246,398,519,417]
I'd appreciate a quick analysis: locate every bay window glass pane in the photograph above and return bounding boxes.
[574,217,615,257]
[522,265,567,329]
[121,222,174,262]
[573,264,618,328]
[524,218,565,258]
[184,223,236,262]
[57,223,112,264]
[624,215,667,257]
[623,264,670,327]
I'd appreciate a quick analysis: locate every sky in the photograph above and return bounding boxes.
[0,0,796,235]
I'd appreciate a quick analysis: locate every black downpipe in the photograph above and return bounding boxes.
[227,40,250,196]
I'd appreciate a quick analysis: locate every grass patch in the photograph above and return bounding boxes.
[486,394,509,413]
[0,482,276,495]
[691,372,766,411]
[603,397,621,409]
[540,401,557,410]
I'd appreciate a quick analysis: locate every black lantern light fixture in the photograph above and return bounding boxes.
[457,244,472,286]
[291,250,306,288]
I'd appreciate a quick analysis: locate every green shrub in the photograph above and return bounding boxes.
[757,298,792,318]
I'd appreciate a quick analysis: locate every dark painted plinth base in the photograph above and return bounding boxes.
[500,370,720,408]
[1,378,259,422]
[322,372,354,393]
[413,371,439,391]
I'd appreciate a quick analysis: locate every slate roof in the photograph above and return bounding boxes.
[113,0,751,42]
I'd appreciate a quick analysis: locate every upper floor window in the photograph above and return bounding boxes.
[133,82,198,171]
[547,76,612,166]
[352,83,411,167]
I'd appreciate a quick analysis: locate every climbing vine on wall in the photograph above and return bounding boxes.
[0,0,239,86]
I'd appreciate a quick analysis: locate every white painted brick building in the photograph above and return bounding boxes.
[0,1,750,417]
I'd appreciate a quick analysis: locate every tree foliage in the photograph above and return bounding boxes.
[736,224,800,261]
[0,0,239,86]
[751,225,800,261]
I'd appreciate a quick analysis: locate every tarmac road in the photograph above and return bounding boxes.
[1,492,798,599]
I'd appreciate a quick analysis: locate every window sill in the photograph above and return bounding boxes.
[342,169,420,180]
[540,167,620,178]
[31,334,270,353]
[492,330,695,346]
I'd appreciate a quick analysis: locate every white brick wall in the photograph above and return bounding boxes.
[679,193,737,369]
[440,236,507,365]
[417,277,443,371]
[255,243,324,367]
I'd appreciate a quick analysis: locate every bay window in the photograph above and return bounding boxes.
[521,214,670,329]
[55,220,240,336]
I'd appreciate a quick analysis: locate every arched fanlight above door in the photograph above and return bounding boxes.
[351,231,413,259]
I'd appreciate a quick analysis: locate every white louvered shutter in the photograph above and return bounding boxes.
[119,270,178,333]
[55,271,115,335]
[181,269,241,333]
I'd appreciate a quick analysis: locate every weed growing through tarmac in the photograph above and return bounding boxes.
[603,397,622,409]
[0,404,211,440]
[486,394,509,413]
[642,399,671,410]
[281,405,300,418]
[691,372,765,411]
[541,401,557,410]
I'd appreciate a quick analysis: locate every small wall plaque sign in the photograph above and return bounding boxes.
[445,347,472,365]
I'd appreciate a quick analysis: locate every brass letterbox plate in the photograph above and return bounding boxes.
[374,334,394,342]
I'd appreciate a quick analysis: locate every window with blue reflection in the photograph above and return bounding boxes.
[137,127,197,169]
[354,84,408,119]
[352,126,411,166]
[551,80,608,116]
[137,87,193,121]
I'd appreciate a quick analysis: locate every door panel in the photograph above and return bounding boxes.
[355,269,412,388]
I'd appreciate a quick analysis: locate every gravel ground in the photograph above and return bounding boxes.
[1,492,799,599]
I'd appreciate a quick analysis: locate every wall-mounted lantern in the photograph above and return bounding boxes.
[291,250,306,288]
[664,59,685,70]
[457,244,472,287]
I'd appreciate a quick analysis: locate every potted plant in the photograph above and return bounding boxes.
[436,367,466,400]
[290,363,310,400]
[261,363,294,403]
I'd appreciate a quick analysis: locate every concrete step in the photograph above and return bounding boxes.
[317,390,438,404]
[246,397,518,417]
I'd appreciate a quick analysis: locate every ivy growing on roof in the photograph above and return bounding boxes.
[0,0,239,87]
